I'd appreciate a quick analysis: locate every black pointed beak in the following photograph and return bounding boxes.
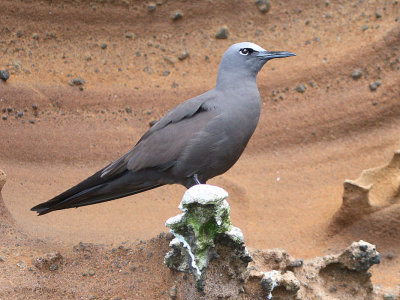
[257,51,296,60]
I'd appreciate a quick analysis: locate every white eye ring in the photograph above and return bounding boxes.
[239,48,252,56]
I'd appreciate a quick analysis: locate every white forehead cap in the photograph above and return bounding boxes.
[235,42,266,52]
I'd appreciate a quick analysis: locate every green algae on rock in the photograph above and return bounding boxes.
[164,184,251,290]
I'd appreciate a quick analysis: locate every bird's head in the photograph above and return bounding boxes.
[217,42,295,86]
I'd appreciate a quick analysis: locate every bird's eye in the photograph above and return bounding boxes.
[239,48,253,56]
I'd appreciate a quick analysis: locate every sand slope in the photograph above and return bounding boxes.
[1,0,399,292]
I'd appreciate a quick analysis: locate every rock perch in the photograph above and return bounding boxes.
[164,184,251,290]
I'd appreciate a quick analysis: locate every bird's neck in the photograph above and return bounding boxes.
[215,69,259,91]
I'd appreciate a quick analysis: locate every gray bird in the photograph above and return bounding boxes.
[31,42,295,215]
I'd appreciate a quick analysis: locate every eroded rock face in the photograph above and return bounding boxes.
[164,184,251,290]
[0,168,14,224]
[0,169,6,191]
[330,150,400,239]
[244,240,380,299]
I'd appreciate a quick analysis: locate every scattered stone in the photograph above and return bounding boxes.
[362,24,369,31]
[289,259,303,268]
[32,33,39,40]
[7,107,13,112]
[17,30,23,38]
[163,56,178,65]
[369,80,381,91]
[351,69,362,80]
[100,43,107,49]
[383,294,396,300]
[17,261,26,269]
[17,111,23,118]
[29,119,35,124]
[386,252,394,260]
[178,50,189,61]
[0,256,4,262]
[2,115,7,120]
[375,12,382,18]
[34,252,63,270]
[254,29,264,37]
[295,84,306,93]
[149,119,157,127]
[338,240,380,271]
[172,11,183,21]
[125,32,133,39]
[0,69,10,82]
[162,70,170,77]
[255,0,271,13]
[32,104,38,110]
[168,286,177,298]
[125,107,132,114]
[69,77,86,86]
[88,269,96,276]
[148,3,156,11]
[215,26,229,39]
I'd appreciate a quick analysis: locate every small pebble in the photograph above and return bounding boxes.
[362,24,368,31]
[100,43,107,49]
[172,11,183,21]
[168,286,177,298]
[386,252,394,260]
[69,77,86,86]
[1,115,6,120]
[0,70,10,82]
[88,269,96,276]
[369,81,381,91]
[375,12,382,18]
[295,84,306,93]
[255,0,271,13]
[32,33,39,40]
[125,32,133,39]
[290,259,303,267]
[215,26,229,39]
[32,104,38,110]
[178,50,189,60]
[351,69,362,80]
[148,3,156,11]
[7,107,13,112]
[29,119,35,124]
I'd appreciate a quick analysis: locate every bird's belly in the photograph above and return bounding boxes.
[174,118,257,184]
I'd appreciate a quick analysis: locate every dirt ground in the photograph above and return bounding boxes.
[1,0,400,298]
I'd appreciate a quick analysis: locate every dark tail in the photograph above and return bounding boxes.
[31,169,163,215]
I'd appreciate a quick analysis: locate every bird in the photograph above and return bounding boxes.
[31,42,295,215]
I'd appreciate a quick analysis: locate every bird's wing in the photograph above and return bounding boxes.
[101,91,219,179]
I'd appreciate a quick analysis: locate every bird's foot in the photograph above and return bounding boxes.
[193,174,202,185]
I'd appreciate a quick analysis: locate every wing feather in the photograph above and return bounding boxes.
[101,91,218,179]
